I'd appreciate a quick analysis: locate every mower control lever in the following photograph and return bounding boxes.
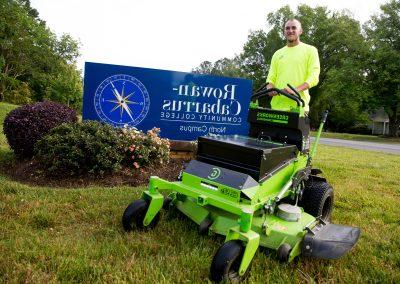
[251,87,302,107]
[287,84,305,107]
[321,110,329,123]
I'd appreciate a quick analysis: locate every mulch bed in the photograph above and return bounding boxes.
[0,158,187,188]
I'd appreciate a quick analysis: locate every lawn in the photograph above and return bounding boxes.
[1,102,399,283]
[311,131,400,144]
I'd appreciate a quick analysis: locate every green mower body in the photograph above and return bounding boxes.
[122,86,360,282]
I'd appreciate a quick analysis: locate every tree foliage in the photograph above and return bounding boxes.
[193,2,400,135]
[365,0,400,136]
[0,0,82,110]
[193,57,244,78]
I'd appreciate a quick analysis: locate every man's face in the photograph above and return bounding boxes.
[284,20,302,43]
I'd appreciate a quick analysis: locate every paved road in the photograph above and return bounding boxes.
[311,137,400,155]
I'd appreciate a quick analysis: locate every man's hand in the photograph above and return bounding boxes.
[282,87,296,95]
[267,83,278,96]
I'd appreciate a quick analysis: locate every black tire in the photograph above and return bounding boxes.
[162,196,173,210]
[198,217,213,235]
[210,240,245,282]
[302,180,334,222]
[122,199,160,231]
[277,243,291,262]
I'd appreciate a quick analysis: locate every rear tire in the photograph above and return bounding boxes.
[301,180,334,222]
[210,240,245,282]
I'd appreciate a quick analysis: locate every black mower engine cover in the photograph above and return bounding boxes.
[197,135,298,182]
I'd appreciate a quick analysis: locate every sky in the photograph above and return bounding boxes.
[30,0,388,73]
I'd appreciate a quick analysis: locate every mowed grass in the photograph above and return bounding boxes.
[1,149,399,283]
[311,130,400,144]
[0,102,17,147]
[0,102,17,164]
[0,102,399,283]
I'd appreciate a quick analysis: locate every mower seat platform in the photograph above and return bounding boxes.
[197,135,298,182]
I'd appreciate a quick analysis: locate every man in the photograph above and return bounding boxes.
[266,19,320,113]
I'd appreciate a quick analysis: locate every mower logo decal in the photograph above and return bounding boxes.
[208,167,221,180]
[256,112,289,124]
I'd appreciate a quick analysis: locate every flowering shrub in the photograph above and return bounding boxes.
[34,122,170,177]
[121,127,170,169]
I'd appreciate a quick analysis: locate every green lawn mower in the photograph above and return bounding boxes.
[122,84,360,282]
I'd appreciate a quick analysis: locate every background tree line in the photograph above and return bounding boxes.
[1,0,398,136]
[193,1,400,137]
[0,0,82,110]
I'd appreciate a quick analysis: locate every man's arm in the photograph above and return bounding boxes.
[283,82,310,95]
[304,47,320,89]
[266,54,278,96]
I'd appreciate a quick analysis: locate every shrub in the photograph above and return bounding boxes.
[3,101,77,158]
[34,121,126,176]
[121,127,170,169]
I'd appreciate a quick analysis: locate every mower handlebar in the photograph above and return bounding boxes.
[321,110,329,123]
[251,85,304,107]
[287,84,305,107]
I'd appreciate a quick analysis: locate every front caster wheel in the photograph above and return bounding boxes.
[122,199,160,231]
[210,240,246,282]
[199,217,213,235]
[277,243,292,262]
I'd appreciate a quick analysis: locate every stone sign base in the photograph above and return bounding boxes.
[169,140,197,161]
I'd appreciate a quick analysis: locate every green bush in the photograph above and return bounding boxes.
[34,122,170,177]
[121,127,170,169]
[34,121,126,176]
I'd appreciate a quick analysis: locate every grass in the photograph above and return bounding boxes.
[311,131,400,144]
[0,102,17,164]
[0,102,399,283]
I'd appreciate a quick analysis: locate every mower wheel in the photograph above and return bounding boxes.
[122,199,160,231]
[302,180,334,222]
[198,217,212,235]
[210,240,246,282]
[162,196,173,210]
[277,243,292,262]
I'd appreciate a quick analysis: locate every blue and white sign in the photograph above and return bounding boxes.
[83,62,252,140]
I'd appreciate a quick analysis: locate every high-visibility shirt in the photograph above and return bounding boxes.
[266,42,320,112]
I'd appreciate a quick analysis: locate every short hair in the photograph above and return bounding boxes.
[284,19,302,30]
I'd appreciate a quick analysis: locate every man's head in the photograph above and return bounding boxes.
[284,19,302,46]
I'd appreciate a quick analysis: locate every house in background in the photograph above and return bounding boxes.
[369,107,389,135]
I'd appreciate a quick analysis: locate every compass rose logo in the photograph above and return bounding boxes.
[94,74,150,127]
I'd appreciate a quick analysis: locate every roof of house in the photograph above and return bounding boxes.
[370,107,389,122]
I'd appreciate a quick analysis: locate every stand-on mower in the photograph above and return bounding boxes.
[122,84,360,282]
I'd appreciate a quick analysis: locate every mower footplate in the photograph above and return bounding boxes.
[302,223,360,259]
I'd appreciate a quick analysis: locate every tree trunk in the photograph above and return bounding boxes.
[388,104,399,137]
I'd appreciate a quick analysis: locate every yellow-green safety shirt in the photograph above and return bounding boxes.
[266,42,320,112]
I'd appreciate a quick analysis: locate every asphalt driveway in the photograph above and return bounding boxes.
[312,137,400,154]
